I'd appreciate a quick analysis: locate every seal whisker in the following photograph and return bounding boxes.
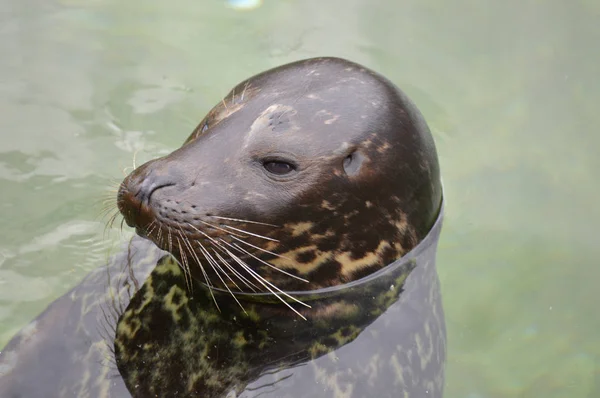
[216,239,282,294]
[223,248,310,320]
[214,246,263,292]
[101,211,120,241]
[210,216,279,228]
[101,211,120,238]
[96,195,118,213]
[97,197,117,210]
[156,224,164,245]
[196,220,247,238]
[98,205,118,221]
[240,80,250,101]
[175,233,194,294]
[229,235,292,260]
[121,165,134,176]
[186,222,223,243]
[96,205,116,219]
[222,225,279,242]
[95,186,119,203]
[217,241,310,308]
[211,248,259,293]
[146,225,157,238]
[167,227,173,254]
[181,237,220,312]
[132,149,139,170]
[104,210,120,233]
[178,229,199,294]
[205,248,245,292]
[197,243,247,314]
[185,222,260,292]
[230,241,308,283]
[146,220,157,236]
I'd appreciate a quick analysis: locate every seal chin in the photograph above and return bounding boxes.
[135,226,148,239]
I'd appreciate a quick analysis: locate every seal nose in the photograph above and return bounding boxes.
[117,164,177,229]
[134,177,175,206]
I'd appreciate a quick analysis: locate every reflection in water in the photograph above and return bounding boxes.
[116,210,445,397]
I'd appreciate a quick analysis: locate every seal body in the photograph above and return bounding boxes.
[0,57,445,398]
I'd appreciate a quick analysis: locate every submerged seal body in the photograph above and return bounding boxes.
[0,57,445,398]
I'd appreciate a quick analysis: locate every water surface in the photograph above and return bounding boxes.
[0,0,598,396]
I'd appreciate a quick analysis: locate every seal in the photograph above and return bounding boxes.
[0,57,445,398]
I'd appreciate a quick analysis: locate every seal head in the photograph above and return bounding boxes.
[117,57,442,292]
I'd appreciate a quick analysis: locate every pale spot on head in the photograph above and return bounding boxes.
[246,104,297,145]
[377,142,391,153]
[324,115,340,125]
[315,109,341,125]
[244,191,268,200]
[365,201,373,208]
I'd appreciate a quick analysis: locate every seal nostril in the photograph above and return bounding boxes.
[135,178,176,205]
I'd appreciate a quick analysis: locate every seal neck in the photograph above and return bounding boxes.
[209,199,445,303]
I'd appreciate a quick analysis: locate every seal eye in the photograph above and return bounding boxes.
[263,161,296,175]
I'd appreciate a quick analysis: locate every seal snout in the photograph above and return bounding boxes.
[117,165,176,231]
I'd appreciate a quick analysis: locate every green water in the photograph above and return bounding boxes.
[0,0,598,396]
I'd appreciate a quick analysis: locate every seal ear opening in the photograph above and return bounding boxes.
[343,151,365,176]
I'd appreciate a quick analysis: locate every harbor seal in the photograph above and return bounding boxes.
[0,57,445,398]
